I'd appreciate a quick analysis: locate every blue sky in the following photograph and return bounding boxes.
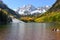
[3,0,56,9]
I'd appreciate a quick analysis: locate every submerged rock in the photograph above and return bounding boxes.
[52,28,60,32]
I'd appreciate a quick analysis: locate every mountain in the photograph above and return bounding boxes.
[16,5,50,15]
[34,0,60,23]
[49,0,60,12]
[31,5,50,15]
[0,8,12,24]
[16,5,37,15]
[0,1,20,24]
[0,1,20,18]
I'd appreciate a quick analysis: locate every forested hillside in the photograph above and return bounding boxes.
[0,1,20,23]
[35,0,60,23]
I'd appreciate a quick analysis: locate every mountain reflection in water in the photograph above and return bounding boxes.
[0,23,60,40]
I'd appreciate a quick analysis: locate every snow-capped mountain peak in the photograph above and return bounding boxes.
[16,4,37,15]
[16,5,50,15]
[18,4,36,11]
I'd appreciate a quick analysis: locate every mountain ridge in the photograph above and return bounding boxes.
[35,0,60,23]
[16,4,50,15]
[0,1,20,23]
[48,0,60,12]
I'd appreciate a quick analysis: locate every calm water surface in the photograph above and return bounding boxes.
[0,23,60,40]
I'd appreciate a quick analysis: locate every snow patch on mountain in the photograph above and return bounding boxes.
[15,5,51,15]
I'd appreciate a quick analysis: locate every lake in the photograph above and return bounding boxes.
[0,23,60,40]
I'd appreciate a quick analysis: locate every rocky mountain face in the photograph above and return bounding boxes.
[0,1,11,23]
[31,6,50,15]
[49,0,60,12]
[0,1,20,24]
[0,1,20,17]
[16,5,50,15]
[0,8,12,24]
[16,5,37,15]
